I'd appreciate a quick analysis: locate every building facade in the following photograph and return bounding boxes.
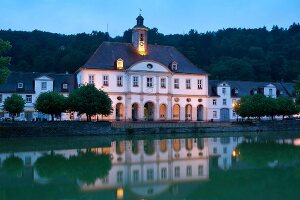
[0,15,296,122]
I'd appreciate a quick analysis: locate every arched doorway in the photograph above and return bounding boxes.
[173,104,180,121]
[144,102,154,121]
[220,108,230,121]
[132,103,139,121]
[197,105,204,121]
[185,104,192,121]
[116,103,124,121]
[159,104,167,120]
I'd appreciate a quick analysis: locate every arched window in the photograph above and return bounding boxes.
[160,140,167,153]
[185,139,193,151]
[173,139,181,152]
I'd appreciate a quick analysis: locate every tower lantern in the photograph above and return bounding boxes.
[132,14,148,55]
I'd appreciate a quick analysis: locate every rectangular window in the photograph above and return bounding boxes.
[161,168,167,180]
[147,169,154,181]
[25,156,31,166]
[198,165,204,176]
[222,88,226,95]
[186,79,191,89]
[18,83,23,89]
[174,166,180,178]
[133,76,139,87]
[62,83,68,90]
[41,82,47,90]
[147,77,153,88]
[0,94,2,103]
[213,147,217,154]
[88,75,94,84]
[223,99,227,105]
[160,78,166,89]
[133,170,139,182]
[198,79,202,89]
[117,171,123,183]
[102,176,109,184]
[269,88,273,96]
[103,75,109,86]
[213,110,217,118]
[174,78,179,89]
[26,95,32,103]
[213,99,217,105]
[117,76,123,87]
[186,166,192,177]
[223,147,227,154]
[233,111,236,117]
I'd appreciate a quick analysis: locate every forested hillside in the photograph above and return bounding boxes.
[1,23,300,82]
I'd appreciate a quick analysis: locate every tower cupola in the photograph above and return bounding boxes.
[132,14,148,55]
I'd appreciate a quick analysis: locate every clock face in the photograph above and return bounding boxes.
[139,41,144,46]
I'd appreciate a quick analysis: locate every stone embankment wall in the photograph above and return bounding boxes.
[0,120,299,137]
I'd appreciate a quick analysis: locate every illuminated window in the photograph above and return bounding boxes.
[160,78,166,88]
[133,76,139,87]
[174,78,179,89]
[116,58,124,70]
[103,75,109,86]
[186,79,191,89]
[198,79,202,89]
[88,75,94,84]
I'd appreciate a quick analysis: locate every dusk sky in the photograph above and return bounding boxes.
[1,0,300,37]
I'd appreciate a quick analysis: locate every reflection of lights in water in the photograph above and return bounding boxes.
[232,149,240,157]
[117,187,124,200]
[294,139,300,146]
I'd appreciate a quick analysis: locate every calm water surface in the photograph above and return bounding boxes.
[0,133,300,200]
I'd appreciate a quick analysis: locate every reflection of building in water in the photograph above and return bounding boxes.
[208,137,243,170]
[81,138,210,197]
[0,137,246,198]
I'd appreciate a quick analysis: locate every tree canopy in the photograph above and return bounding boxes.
[68,84,113,121]
[35,91,67,121]
[0,39,11,85]
[3,94,25,120]
[1,23,300,82]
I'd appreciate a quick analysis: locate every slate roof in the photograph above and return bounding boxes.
[209,80,295,97]
[0,72,75,93]
[81,42,207,75]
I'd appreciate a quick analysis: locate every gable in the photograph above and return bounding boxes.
[35,75,54,81]
[128,61,170,73]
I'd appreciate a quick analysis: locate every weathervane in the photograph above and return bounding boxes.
[139,8,142,15]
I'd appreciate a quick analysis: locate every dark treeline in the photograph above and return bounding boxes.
[1,23,300,82]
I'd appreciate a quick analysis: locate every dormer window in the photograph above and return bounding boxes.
[62,83,68,90]
[171,62,178,71]
[116,58,124,70]
[17,83,23,89]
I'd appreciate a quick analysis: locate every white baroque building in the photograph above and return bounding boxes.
[0,15,295,122]
[76,15,295,122]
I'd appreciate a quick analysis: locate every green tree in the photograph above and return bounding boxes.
[2,156,24,177]
[35,91,66,121]
[264,97,278,120]
[276,97,299,119]
[3,94,25,121]
[0,39,11,85]
[68,84,113,121]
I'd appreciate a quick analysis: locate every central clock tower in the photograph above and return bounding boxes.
[132,15,148,55]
